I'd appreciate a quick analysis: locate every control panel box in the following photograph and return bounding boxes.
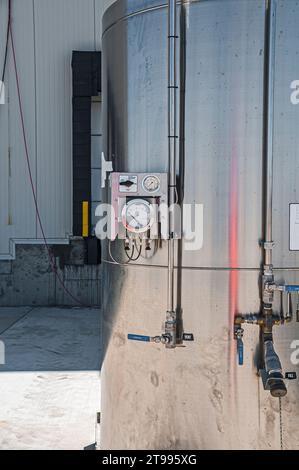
[110,172,168,240]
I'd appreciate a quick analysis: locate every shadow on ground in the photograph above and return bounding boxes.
[0,307,102,372]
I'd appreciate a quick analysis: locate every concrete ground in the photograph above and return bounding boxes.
[0,307,101,450]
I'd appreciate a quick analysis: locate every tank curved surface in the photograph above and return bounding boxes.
[100,0,299,450]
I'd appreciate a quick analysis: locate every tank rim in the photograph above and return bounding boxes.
[102,0,167,36]
[102,0,213,36]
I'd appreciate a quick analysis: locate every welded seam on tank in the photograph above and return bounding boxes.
[102,0,202,38]
[104,259,299,272]
[102,260,261,271]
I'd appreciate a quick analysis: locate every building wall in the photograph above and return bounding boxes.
[0,0,115,259]
[0,0,115,305]
[0,244,102,306]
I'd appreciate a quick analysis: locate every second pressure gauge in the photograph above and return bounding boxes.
[142,175,160,193]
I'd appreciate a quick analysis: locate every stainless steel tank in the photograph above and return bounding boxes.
[100,0,299,450]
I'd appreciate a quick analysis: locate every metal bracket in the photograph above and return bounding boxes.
[263,241,275,250]
[101,152,113,189]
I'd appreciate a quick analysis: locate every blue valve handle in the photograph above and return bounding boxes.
[284,285,299,293]
[237,338,244,366]
[128,334,151,343]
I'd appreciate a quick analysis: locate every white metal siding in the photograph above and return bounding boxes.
[0,0,37,257]
[0,0,115,259]
[0,1,9,256]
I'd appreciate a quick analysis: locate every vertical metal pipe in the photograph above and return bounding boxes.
[166,0,179,346]
[168,0,177,219]
[260,3,285,395]
[263,0,277,271]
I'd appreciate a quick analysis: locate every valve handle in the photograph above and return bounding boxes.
[283,285,299,293]
[237,338,244,366]
[128,334,151,343]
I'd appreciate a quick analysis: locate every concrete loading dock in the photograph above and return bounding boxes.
[0,307,101,450]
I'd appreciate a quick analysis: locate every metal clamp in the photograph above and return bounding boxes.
[263,241,275,250]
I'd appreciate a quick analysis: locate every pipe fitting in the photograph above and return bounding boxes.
[234,313,281,327]
[263,340,287,397]
[165,311,177,349]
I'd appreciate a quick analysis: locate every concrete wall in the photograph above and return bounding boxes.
[0,0,115,305]
[0,244,101,307]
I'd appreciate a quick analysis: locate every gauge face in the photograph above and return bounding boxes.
[142,175,160,193]
[122,199,154,234]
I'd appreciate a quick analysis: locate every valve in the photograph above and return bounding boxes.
[128,331,194,347]
[233,279,298,396]
[127,334,171,344]
[234,327,244,366]
[272,284,299,322]
[265,285,299,324]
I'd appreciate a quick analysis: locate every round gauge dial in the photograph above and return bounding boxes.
[122,199,154,234]
[142,175,160,193]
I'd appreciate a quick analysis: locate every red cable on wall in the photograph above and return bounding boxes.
[1,0,11,83]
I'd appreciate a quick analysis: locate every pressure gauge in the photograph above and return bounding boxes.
[142,175,160,193]
[122,199,155,234]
